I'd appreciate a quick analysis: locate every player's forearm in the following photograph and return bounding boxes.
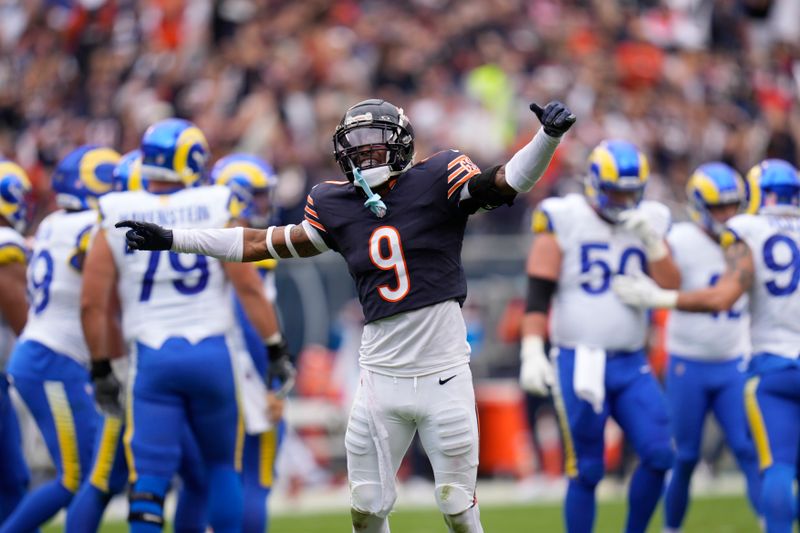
[648,255,681,290]
[0,266,28,335]
[171,224,323,262]
[246,224,323,260]
[676,284,742,313]
[521,312,549,339]
[497,129,561,194]
[225,262,280,339]
[81,303,110,362]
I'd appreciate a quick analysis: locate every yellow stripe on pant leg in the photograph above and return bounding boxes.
[43,381,82,492]
[235,405,245,473]
[89,416,123,492]
[123,352,138,483]
[259,428,278,488]
[551,356,578,478]
[744,376,773,471]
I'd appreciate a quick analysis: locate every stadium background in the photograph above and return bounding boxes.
[2,0,798,531]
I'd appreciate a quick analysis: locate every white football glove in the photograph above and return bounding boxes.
[618,209,668,261]
[519,336,554,396]
[612,274,678,309]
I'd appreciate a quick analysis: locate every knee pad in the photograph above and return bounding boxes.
[575,459,604,487]
[351,482,395,519]
[128,476,169,528]
[641,444,675,472]
[435,483,474,515]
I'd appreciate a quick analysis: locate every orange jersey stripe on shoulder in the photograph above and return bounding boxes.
[448,154,469,171]
[305,216,327,233]
[305,205,319,218]
[306,195,314,206]
[447,169,479,198]
[323,180,349,185]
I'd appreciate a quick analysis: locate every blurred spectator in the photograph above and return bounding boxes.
[0,0,797,232]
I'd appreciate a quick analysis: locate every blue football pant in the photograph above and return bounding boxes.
[175,420,286,532]
[745,362,800,533]
[126,336,242,533]
[242,422,285,532]
[664,355,760,528]
[554,348,674,533]
[65,414,208,533]
[0,373,28,523]
[65,414,128,532]
[2,342,96,533]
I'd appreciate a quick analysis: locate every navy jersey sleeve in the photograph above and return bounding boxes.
[304,185,340,251]
[444,151,481,212]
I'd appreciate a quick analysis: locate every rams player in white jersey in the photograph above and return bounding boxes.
[662,163,761,531]
[2,146,120,532]
[80,119,292,532]
[519,140,678,533]
[0,160,31,523]
[209,153,289,532]
[66,149,208,533]
[613,159,800,533]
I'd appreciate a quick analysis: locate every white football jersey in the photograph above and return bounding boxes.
[726,213,800,359]
[666,222,749,360]
[100,186,236,349]
[537,194,671,351]
[0,226,26,369]
[21,210,97,365]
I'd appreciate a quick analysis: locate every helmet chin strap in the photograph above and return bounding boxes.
[351,163,387,218]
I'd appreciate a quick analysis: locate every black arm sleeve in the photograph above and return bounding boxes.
[459,164,516,214]
[525,275,557,313]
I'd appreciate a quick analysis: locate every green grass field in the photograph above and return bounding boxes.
[43,494,758,532]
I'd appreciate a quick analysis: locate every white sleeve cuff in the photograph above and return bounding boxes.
[171,227,243,262]
[301,220,330,253]
[505,128,561,193]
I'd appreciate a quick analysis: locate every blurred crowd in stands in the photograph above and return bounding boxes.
[0,0,798,231]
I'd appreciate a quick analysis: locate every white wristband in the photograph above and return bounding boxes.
[266,226,279,259]
[171,227,243,262]
[505,128,561,193]
[283,224,300,258]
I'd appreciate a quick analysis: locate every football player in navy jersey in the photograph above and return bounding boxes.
[116,98,575,533]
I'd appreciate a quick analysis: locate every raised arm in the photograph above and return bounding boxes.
[494,101,575,196]
[116,220,327,262]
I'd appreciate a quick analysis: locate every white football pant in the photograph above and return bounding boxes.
[346,363,483,533]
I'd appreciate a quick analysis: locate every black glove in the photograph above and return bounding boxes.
[90,360,124,418]
[115,221,173,251]
[529,101,576,137]
[266,338,296,398]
